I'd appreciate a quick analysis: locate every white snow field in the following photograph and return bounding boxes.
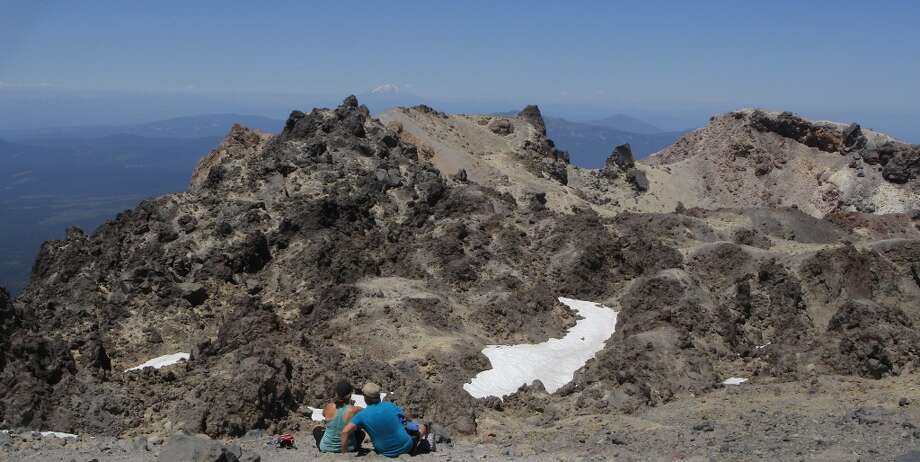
[722,377,749,385]
[0,430,77,439]
[124,352,190,372]
[308,393,390,421]
[463,297,618,399]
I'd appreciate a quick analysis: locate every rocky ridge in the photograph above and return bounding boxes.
[642,109,920,216]
[1,97,919,460]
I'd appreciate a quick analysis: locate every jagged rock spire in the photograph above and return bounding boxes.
[518,105,546,136]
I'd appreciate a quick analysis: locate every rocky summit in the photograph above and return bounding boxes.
[2,97,920,461]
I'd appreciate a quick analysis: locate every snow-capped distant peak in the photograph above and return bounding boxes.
[371,84,400,94]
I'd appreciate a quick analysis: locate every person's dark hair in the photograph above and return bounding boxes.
[364,395,380,405]
[334,380,353,404]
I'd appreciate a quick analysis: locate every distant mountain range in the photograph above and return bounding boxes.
[0,113,284,141]
[587,114,665,134]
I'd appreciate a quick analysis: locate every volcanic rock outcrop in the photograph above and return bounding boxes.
[641,109,920,216]
[0,97,602,437]
[1,98,919,444]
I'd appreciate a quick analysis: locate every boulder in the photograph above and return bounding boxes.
[487,118,514,135]
[626,168,649,192]
[528,192,547,211]
[158,432,242,462]
[843,123,866,150]
[178,215,198,233]
[881,146,920,184]
[177,283,208,307]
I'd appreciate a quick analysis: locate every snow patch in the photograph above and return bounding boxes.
[722,377,748,385]
[350,392,387,409]
[308,407,325,422]
[0,430,78,439]
[124,352,190,372]
[463,297,618,399]
[39,431,78,439]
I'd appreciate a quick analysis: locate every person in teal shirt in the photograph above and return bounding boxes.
[340,382,429,457]
[312,380,365,452]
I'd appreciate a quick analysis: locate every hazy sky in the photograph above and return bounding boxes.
[1,1,918,137]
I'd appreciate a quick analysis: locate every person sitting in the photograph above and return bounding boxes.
[312,380,365,453]
[340,382,430,457]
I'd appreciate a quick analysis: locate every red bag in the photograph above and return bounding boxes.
[279,433,295,448]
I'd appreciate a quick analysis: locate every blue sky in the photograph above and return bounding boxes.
[1,1,918,137]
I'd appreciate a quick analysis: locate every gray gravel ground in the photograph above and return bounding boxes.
[3,374,920,461]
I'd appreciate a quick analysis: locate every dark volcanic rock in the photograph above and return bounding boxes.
[827,300,920,378]
[611,143,635,170]
[518,105,546,136]
[880,144,920,184]
[177,282,208,306]
[602,143,636,180]
[626,168,649,192]
[749,110,844,153]
[580,271,719,407]
[480,105,571,185]
[843,123,867,151]
[746,110,919,185]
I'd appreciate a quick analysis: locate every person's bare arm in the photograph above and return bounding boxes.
[340,422,357,453]
[322,402,336,421]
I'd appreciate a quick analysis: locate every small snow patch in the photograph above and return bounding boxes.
[308,407,325,422]
[463,297,618,399]
[39,431,78,439]
[125,352,190,372]
[722,377,748,385]
[350,393,387,409]
[0,430,77,439]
